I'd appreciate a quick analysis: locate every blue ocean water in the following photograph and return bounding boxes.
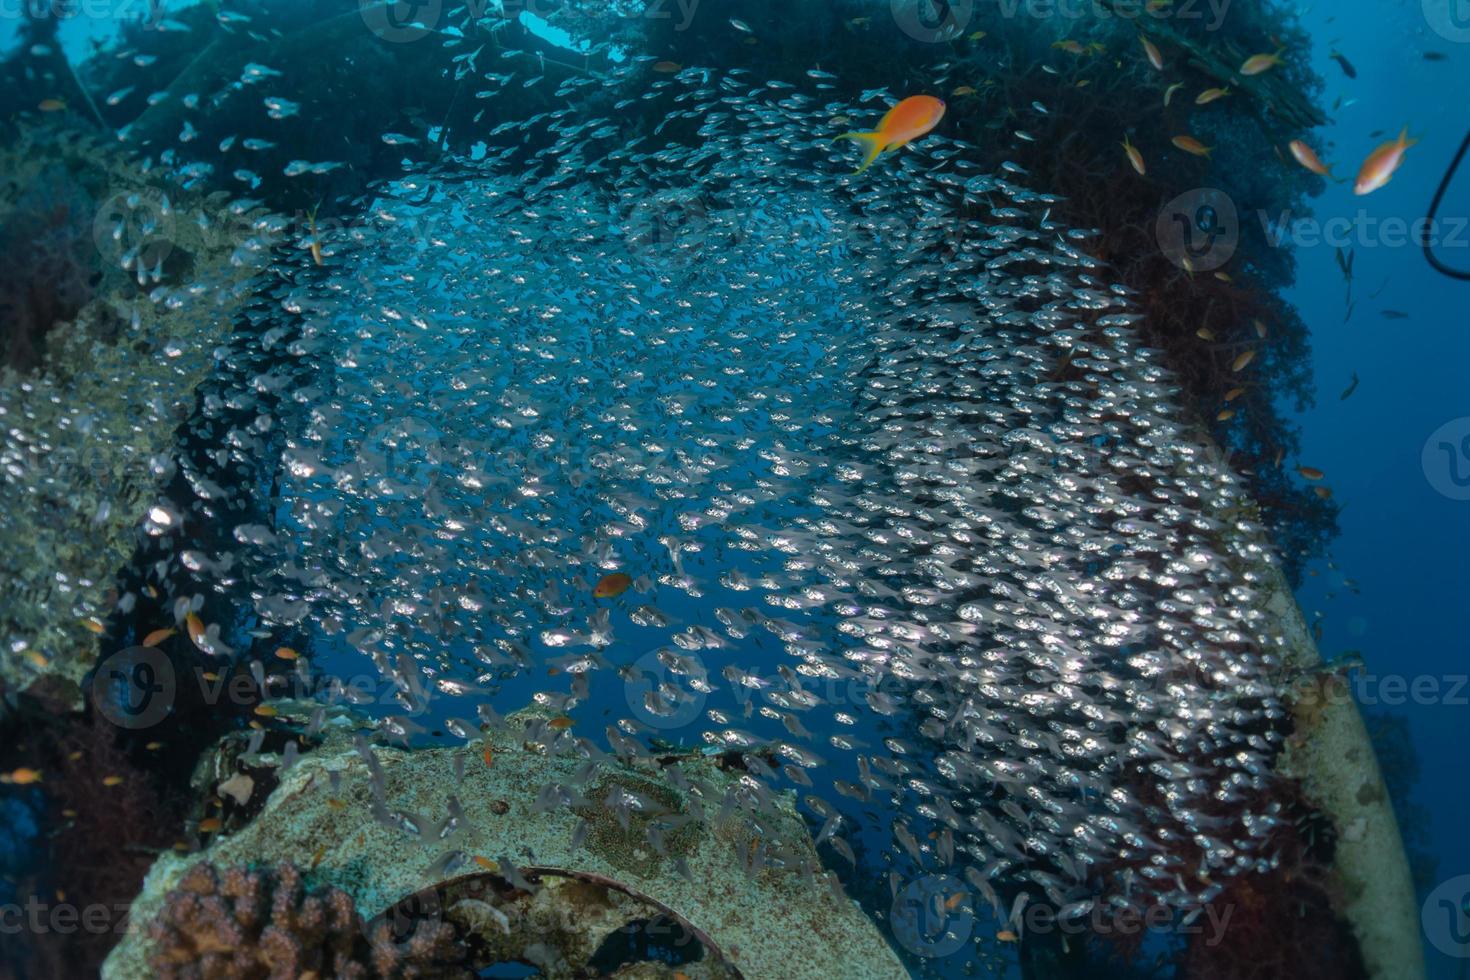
[1281,6,1470,977]
[1,2,1468,978]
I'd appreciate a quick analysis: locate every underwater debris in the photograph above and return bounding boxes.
[1259,545,1425,979]
[433,869,741,977]
[105,711,906,980]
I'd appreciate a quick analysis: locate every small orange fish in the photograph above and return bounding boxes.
[146,741,164,750]
[186,611,206,648]
[548,715,575,730]
[1121,134,1145,175]
[38,98,66,112]
[653,60,681,73]
[1224,387,1245,401]
[1140,35,1164,70]
[482,745,494,768]
[142,627,176,646]
[103,775,124,787]
[951,85,976,97]
[275,646,299,660]
[1197,327,1216,341]
[1196,87,1231,104]
[997,929,1019,942]
[1052,39,1086,55]
[1354,127,1416,195]
[944,891,967,910]
[1298,466,1325,480]
[310,844,327,869]
[1232,349,1256,372]
[1172,135,1213,157]
[834,94,946,174]
[1314,485,1333,499]
[592,572,632,598]
[254,704,278,717]
[1,768,43,785]
[1240,50,1283,75]
[24,651,49,669]
[327,798,347,810]
[198,817,222,833]
[1216,408,1235,421]
[474,855,500,871]
[1288,139,1333,177]
[80,617,105,634]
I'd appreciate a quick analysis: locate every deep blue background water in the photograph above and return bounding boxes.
[1279,5,1469,976]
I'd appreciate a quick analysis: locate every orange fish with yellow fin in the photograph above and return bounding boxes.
[835,95,946,174]
[1353,127,1416,195]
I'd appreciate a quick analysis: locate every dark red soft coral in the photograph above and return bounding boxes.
[0,166,101,373]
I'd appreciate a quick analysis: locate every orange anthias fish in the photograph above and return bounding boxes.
[1240,50,1284,75]
[1,768,43,786]
[1354,127,1416,195]
[142,627,176,647]
[1140,35,1164,71]
[592,572,632,598]
[834,95,946,174]
[1121,135,1145,175]
[1172,135,1212,157]
[1288,139,1333,177]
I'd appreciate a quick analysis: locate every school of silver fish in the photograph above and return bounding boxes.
[11,46,1292,961]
